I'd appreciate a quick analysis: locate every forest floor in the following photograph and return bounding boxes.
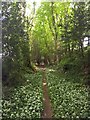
[40,66,90,118]
[41,67,53,118]
[2,66,90,119]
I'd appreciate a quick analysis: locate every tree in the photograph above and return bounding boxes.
[71,2,86,57]
[2,2,31,85]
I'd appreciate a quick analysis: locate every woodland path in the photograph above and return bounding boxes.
[40,67,53,119]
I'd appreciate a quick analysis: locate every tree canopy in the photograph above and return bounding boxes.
[2,1,90,119]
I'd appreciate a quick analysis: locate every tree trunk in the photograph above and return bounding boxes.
[80,39,84,58]
[51,2,58,63]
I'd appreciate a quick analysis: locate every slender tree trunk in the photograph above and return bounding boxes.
[51,2,58,63]
[68,42,71,56]
[88,37,90,46]
[72,43,74,52]
[80,39,84,58]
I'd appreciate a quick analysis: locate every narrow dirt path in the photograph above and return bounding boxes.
[41,68,53,119]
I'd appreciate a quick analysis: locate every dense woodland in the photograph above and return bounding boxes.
[2,1,90,119]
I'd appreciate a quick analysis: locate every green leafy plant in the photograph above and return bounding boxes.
[46,70,90,118]
[2,72,43,119]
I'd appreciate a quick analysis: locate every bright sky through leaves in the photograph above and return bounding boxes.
[25,0,41,16]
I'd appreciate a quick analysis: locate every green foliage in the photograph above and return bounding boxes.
[60,57,73,67]
[87,46,90,54]
[2,72,43,119]
[57,53,85,74]
[46,70,90,118]
[2,2,32,85]
[31,2,90,64]
[2,2,90,118]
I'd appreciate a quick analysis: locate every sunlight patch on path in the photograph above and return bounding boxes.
[48,69,56,72]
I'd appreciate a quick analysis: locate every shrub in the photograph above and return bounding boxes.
[57,56,84,73]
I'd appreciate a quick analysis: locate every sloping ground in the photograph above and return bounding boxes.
[46,69,90,118]
[2,72,43,119]
[2,67,90,119]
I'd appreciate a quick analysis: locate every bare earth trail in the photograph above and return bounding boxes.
[40,67,53,119]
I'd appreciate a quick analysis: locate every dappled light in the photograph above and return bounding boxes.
[2,1,90,119]
[48,69,56,72]
[43,82,47,86]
